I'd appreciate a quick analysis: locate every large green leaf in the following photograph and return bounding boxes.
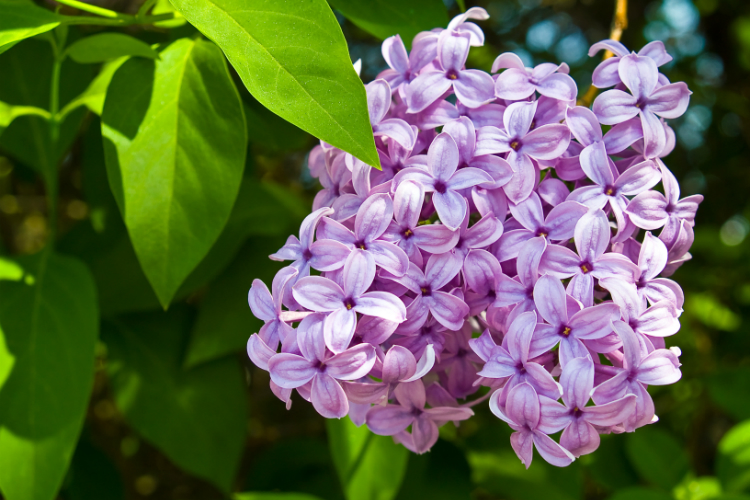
[625,426,691,491]
[0,0,62,54]
[330,0,448,47]
[60,57,128,118]
[0,100,49,137]
[718,420,750,494]
[326,418,408,500]
[102,307,247,492]
[66,33,157,64]
[101,37,247,308]
[167,0,380,168]
[0,251,99,500]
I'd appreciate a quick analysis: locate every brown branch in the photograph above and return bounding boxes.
[577,0,628,107]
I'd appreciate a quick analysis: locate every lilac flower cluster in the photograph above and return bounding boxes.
[247,9,701,467]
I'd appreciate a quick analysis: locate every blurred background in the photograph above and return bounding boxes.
[1,0,749,498]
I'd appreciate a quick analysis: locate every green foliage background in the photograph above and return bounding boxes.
[0,0,749,499]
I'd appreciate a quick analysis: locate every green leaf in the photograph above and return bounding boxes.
[326,417,408,500]
[707,368,750,421]
[0,251,99,500]
[718,420,750,494]
[606,487,673,500]
[101,37,247,308]
[185,235,287,368]
[235,494,325,500]
[63,438,125,500]
[168,0,380,168]
[66,33,158,64]
[330,0,448,47]
[102,306,247,492]
[0,0,62,54]
[60,57,128,119]
[625,426,691,490]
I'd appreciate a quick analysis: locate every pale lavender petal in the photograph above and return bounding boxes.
[645,279,684,310]
[475,126,511,155]
[574,208,610,262]
[494,229,535,261]
[640,110,667,159]
[293,276,344,311]
[611,319,642,369]
[443,116,476,165]
[638,40,672,65]
[412,224,460,253]
[472,155,514,188]
[382,34,409,75]
[511,430,535,469]
[591,370,629,406]
[355,291,407,323]
[366,405,414,435]
[433,190,468,230]
[344,249,376,298]
[509,192,545,232]
[404,344,436,382]
[529,324,561,359]
[583,394,636,426]
[464,249,502,294]
[317,217,357,246]
[591,254,639,282]
[569,303,621,339]
[300,207,336,249]
[392,167,436,192]
[269,234,303,261]
[411,417,440,454]
[618,54,658,101]
[592,56,622,88]
[603,117,644,154]
[327,343,377,381]
[599,279,641,324]
[534,431,576,466]
[566,106,603,147]
[592,89,639,125]
[429,132,460,181]
[324,308,358,354]
[540,245,580,278]
[506,382,541,429]
[560,356,594,409]
[580,141,614,187]
[368,240,410,277]
[406,72,452,113]
[614,160,660,196]
[427,291,469,330]
[505,311,537,364]
[344,381,388,404]
[367,79,391,125]
[567,185,608,210]
[491,52,527,72]
[637,348,682,385]
[545,201,588,240]
[516,235,546,287]
[298,312,327,361]
[588,40,629,58]
[374,118,417,149]
[269,353,316,388]
[503,152,538,204]
[525,362,564,400]
[247,333,276,371]
[423,406,473,421]
[395,380,427,409]
[393,180,424,228]
[536,73,577,101]
[479,349,517,378]
[626,191,669,230]
[504,101,537,139]
[494,68,535,100]
[356,193,394,242]
[248,279,275,321]
[312,373,349,418]
[438,30,471,72]
[533,275,568,327]
[382,345,417,383]
[310,239,352,271]
[648,82,691,119]
[454,69,496,108]
[637,300,680,337]
[560,420,599,457]
[639,232,668,280]
[448,167,494,191]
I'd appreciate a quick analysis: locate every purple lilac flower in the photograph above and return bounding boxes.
[490,382,575,468]
[593,54,691,158]
[476,100,572,202]
[393,132,493,230]
[366,380,473,454]
[492,52,578,102]
[538,357,636,456]
[247,13,699,465]
[406,30,495,113]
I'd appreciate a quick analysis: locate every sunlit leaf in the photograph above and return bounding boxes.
[0,251,98,500]
[718,420,750,494]
[103,306,247,492]
[168,0,380,168]
[0,0,61,54]
[327,418,408,500]
[330,0,448,47]
[101,37,247,308]
[66,33,157,64]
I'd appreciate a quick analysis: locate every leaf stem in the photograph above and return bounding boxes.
[46,29,67,245]
[137,0,158,18]
[54,0,127,19]
[59,12,174,26]
[577,0,628,107]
